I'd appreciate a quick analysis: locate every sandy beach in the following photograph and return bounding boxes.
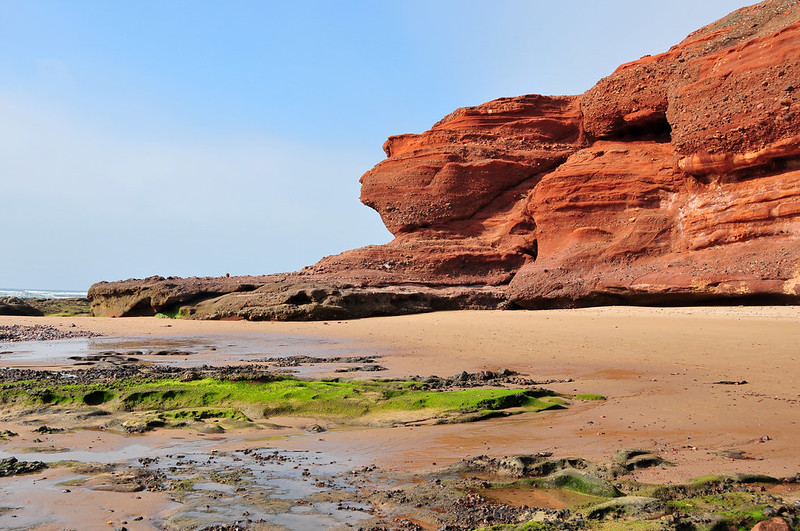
[1,306,799,529]
[3,306,799,476]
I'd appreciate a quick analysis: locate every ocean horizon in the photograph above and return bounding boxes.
[0,288,88,299]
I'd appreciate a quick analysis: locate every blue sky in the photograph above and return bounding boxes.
[1,1,752,291]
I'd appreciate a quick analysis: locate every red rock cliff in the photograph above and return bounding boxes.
[510,0,800,307]
[88,0,800,319]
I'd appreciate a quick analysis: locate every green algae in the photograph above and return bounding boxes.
[25,298,91,316]
[82,390,115,405]
[534,470,620,498]
[641,474,780,500]
[597,475,792,531]
[154,308,184,319]
[573,394,606,401]
[493,471,619,499]
[466,453,797,531]
[0,375,568,427]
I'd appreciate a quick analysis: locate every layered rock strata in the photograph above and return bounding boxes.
[90,0,800,319]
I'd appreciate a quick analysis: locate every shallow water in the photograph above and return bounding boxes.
[0,333,390,529]
[0,333,377,373]
[479,485,598,509]
[0,438,221,463]
[134,448,374,529]
[0,446,375,531]
[0,337,93,367]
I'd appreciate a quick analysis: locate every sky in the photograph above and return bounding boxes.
[1,1,754,291]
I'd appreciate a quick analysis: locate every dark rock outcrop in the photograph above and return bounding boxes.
[0,297,43,316]
[89,0,800,320]
[89,276,269,317]
[90,275,510,320]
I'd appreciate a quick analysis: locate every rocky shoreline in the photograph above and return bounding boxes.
[2,423,798,530]
[1,313,799,530]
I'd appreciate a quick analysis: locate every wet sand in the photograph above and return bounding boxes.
[2,307,800,476]
[1,307,800,528]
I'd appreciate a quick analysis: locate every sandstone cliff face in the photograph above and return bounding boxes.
[509,0,800,307]
[306,94,584,287]
[361,94,583,235]
[89,0,800,319]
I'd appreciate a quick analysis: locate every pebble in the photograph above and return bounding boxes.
[0,324,100,343]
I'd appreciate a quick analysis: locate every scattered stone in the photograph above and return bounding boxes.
[334,364,387,372]
[0,364,278,386]
[0,457,47,477]
[258,355,383,367]
[0,324,100,342]
[68,353,142,368]
[148,349,195,356]
[122,418,166,434]
[33,425,65,434]
[179,370,201,382]
[419,369,557,390]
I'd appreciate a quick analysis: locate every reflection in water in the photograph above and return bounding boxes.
[0,446,375,531]
[148,449,374,529]
[0,333,388,528]
[479,485,598,509]
[0,333,376,372]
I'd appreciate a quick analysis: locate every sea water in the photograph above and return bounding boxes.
[0,288,87,299]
